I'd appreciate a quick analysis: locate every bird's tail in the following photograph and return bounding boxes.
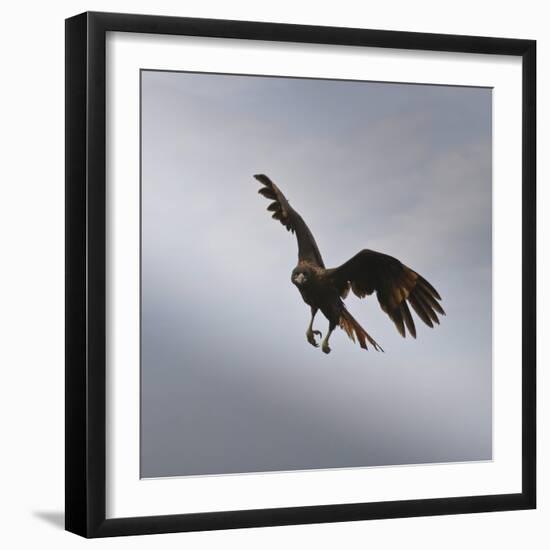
[339,309,384,352]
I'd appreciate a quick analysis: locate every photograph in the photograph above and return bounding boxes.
[0,1,541,546]
[140,70,493,479]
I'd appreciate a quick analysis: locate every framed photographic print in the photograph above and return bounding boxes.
[65,11,536,538]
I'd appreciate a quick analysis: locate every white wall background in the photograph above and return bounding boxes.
[0,1,545,548]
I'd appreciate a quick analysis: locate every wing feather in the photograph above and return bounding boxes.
[401,301,417,338]
[254,174,325,267]
[327,249,444,337]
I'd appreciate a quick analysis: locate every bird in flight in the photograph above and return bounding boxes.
[254,174,445,355]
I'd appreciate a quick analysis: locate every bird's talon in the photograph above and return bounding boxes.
[322,343,331,354]
[307,329,321,348]
[313,330,322,337]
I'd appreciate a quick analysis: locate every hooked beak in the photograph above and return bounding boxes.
[294,273,306,285]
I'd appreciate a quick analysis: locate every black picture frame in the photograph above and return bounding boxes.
[65,11,536,538]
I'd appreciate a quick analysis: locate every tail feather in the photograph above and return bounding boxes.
[339,309,383,352]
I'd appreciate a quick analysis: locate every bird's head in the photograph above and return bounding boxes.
[291,267,311,288]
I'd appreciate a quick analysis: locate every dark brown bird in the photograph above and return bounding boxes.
[254,174,445,354]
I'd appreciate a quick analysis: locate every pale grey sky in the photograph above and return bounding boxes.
[140,70,492,478]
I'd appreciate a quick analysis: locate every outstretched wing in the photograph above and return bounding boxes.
[327,249,445,338]
[254,174,325,267]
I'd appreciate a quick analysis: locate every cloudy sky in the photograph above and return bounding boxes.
[140,70,492,478]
